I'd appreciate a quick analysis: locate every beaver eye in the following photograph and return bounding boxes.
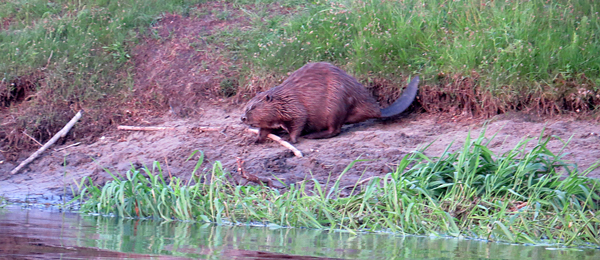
[265,94,272,102]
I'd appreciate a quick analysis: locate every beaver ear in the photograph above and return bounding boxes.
[265,94,273,102]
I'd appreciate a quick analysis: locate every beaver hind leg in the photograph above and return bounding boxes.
[302,126,342,140]
[288,126,303,143]
[285,117,307,144]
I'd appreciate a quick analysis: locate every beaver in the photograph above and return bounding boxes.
[241,62,419,144]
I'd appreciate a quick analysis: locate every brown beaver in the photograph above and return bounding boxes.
[241,62,419,143]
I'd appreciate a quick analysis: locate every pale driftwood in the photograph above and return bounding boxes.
[117,125,177,131]
[193,126,221,132]
[246,128,303,157]
[46,50,53,67]
[11,110,83,175]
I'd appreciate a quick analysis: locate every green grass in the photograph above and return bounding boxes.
[75,131,600,248]
[244,0,600,83]
[237,0,600,113]
[0,0,204,70]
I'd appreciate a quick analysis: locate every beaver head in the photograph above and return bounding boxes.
[241,91,283,129]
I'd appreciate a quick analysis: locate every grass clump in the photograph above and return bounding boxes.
[241,0,600,114]
[247,0,600,81]
[76,130,600,247]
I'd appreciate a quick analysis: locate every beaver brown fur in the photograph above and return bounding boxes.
[241,62,419,143]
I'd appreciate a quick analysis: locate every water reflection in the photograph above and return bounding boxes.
[0,205,598,259]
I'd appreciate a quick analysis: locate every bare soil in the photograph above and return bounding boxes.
[1,105,599,203]
[1,4,599,204]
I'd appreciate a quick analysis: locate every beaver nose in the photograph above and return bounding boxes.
[241,116,247,122]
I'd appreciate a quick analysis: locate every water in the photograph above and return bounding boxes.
[0,205,598,259]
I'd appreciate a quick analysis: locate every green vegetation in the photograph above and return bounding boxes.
[238,0,600,113]
[1,0,202,74]
[2,0,599,144]
[246,0,600,81]
[0,0,204,142]
[76,131,600,247]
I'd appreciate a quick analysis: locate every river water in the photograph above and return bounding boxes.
[0,205,598,259]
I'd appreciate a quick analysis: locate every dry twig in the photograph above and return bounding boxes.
[117,125,177,131]
[117,125,223,133]
[236,157,278,188]
[22,131,42,147]
[54,142,81,152]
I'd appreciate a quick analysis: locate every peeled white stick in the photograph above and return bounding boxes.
[11,110,83,175]
[246,128,303,158]
[117,125,176,131]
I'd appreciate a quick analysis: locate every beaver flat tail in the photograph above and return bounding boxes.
[380,76,420,118]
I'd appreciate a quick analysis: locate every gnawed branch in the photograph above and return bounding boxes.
[246,128,303,157]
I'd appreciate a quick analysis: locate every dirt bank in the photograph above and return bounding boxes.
[1,3,599,204]
[1,103,599,204]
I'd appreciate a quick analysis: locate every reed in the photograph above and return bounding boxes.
[76,130,600,247]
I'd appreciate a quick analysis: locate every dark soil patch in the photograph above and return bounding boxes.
[0,72,42,108]
[0,72,45,159]
[420,73,600,118]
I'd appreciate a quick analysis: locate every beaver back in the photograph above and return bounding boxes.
[277,62,381,131]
